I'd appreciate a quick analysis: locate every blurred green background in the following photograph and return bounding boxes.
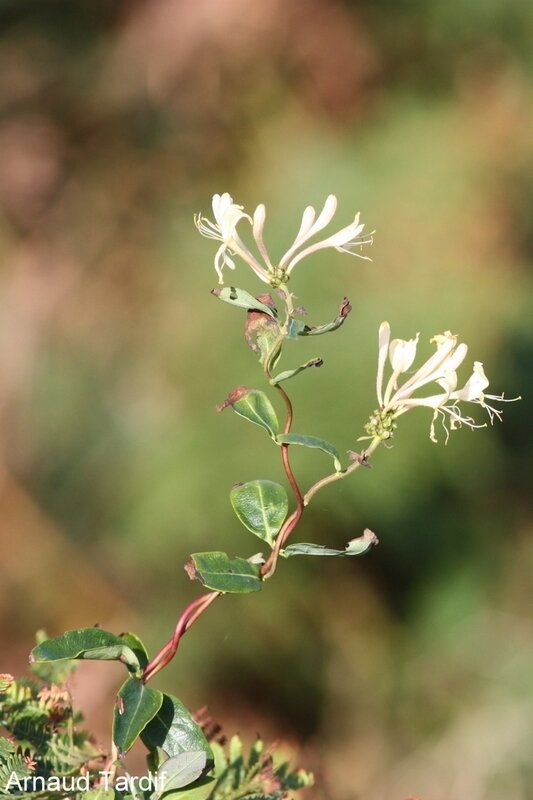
[0,0,531,797]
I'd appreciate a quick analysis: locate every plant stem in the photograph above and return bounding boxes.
[303,437,381,506]
[143,591,219,682]
[260,346,305,578]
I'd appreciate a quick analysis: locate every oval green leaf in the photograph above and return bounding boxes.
[286,298,351,338]
[186,552,262,593]
[231,389,279,438]
[155,752,207,797]
[271,357,323,386]
[212,286,277,318]
[30,628,141,675]
[230,480,288,546]
[282,530,378,558]
[113,678,163,754]
[276,433,342,472]
[141,693,212,759]
[282,543,345,557]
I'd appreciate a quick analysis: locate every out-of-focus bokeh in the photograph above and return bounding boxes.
[0,0,531,796]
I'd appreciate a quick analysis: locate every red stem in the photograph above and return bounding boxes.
[143,591,219,682]
[143,336,306,679]
[261,382,304,579]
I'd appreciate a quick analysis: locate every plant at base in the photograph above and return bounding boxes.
[3,193,518,799]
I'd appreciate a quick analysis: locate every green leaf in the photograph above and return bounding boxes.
[113,678,163,753]
[82,791,115,800]
[186,552,262,593]
[276,433,342,472]
[141,693,212,759]
[345,528,379,554]
[212,287,277,318]
[271,357,323,385]
[30,628,142,675]
[118,632,149,670]
[160,777,215,800]
[155,752,207,797]
[286,298,351,338]
[282,543,346,557]
[282,529,378,558]
[230,481,288,546]
[229,388,279,438]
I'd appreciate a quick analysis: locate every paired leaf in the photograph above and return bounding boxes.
[212,286,277,318]
[271,357,323,386]
[218,387,279,439]
[282,529,379,558]
[286,298,351,339]
[276,433,342,472]
[141,693,212,759]
[113,678,163,753]
[186,552,262,593]
[30,628,142,675]
[230,480,288,546]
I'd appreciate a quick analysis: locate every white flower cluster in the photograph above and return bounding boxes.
[368,322,516,443]
[195,192,373,285]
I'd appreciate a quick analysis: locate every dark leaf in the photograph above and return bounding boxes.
[186,552,262,593]
[276,433,342,471]
[30,628,141,675]
[230,481,288,546]
[113,678,163,753]
[141,693,212,759]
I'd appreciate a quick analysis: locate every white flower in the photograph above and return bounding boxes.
[195,193,373,286]
[367,322,516,443]
[194,193,270,284]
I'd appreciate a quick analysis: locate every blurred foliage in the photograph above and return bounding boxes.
[0,0,532,798]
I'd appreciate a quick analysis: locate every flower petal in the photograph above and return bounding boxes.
[279,195,339,270]
[451,361,489,401]
[389,333,419,373]
[376,322,391,407]
[252,204,274,270]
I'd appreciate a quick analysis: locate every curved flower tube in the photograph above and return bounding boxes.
[195,193,373,286]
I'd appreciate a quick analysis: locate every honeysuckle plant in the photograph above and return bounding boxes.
[5,192,518,800]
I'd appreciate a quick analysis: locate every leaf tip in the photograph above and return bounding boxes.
[340,297,352,318]
[184,558,198,581]
[217,386,254,413]
[363,528,379,546]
